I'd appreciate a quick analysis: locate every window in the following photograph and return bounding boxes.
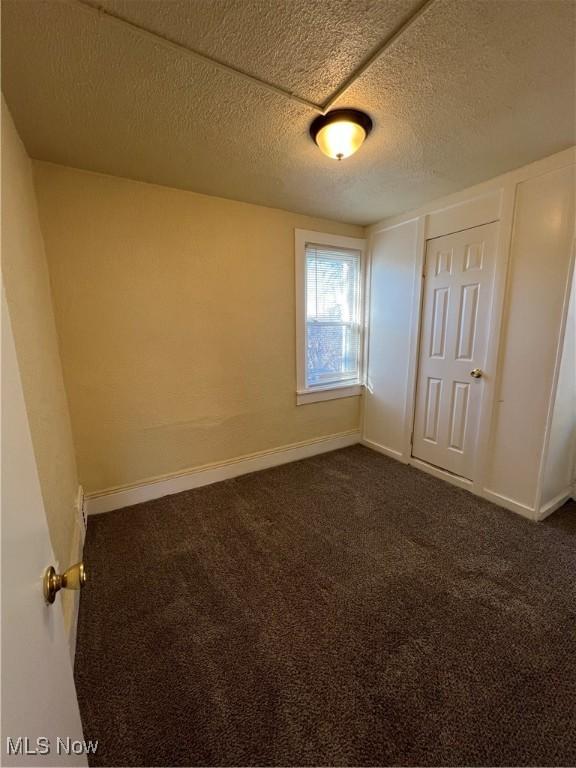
[295,230,366,405]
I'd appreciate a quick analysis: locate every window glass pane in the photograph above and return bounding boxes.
[306,323,360,386]
[305,244,361,388]
[306,253,358,322]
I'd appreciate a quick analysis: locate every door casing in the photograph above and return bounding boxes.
[411,222,499,482]
[400,188,516,497]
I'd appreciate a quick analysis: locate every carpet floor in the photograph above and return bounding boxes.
[75,445,576,767]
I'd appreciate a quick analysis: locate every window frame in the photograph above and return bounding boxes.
[295,229,367,406]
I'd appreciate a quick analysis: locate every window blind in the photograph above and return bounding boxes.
[305,243,362,388]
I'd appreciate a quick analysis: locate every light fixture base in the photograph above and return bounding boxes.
[310,109,373,160]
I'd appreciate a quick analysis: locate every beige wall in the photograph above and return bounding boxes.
[1,102,79,568]
[33,162,363,494]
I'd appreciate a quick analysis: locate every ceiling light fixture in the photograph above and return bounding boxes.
[310,109,373,161]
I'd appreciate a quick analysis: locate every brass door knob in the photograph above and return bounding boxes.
[43,562,86,604]
[470,368,483,379]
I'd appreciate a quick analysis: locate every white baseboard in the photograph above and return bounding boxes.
[536,488,574,522]
[481,489,537,521]
[360,435,540,521]
[360,437,406,462]
[86,430,361,515]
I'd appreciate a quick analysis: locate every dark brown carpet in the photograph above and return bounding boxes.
[75,445,576,767]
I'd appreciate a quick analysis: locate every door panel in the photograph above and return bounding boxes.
[456,284,479,360]
[430,287,449,358]
[1,288,87,766]
[448,381,469,451]
[412,223,498,479]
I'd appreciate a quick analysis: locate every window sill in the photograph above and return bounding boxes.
[296,384,363,406]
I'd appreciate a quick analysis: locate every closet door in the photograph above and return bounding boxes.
[412,222,498,480]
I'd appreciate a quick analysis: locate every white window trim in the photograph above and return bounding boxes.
[295,229,367,406]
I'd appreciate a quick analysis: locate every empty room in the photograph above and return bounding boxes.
[1,0,575,766]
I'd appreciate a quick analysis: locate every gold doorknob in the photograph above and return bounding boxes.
[470,368,483,379]
[43,562,87,604]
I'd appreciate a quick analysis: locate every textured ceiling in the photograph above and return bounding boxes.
[2,0,575,225]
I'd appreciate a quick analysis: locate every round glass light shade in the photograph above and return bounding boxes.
[315,121,366,160]
[310,109,373,161]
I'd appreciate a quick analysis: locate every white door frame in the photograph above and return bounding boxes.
[401,187,516,495]
[411,222,500,481]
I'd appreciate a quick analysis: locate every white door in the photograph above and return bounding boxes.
[412,222,498,480]
[1,287,88,766]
